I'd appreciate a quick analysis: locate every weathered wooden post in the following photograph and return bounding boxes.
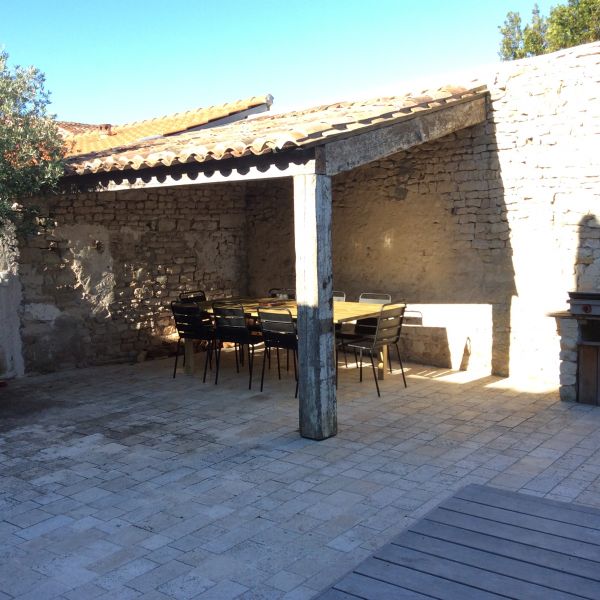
[293,173,337,440]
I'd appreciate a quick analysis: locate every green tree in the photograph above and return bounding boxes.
[499,11,527,60]
[0,50,64,234]
[547,0,600,50]
[499,0,600,60]
[523,4,548,55]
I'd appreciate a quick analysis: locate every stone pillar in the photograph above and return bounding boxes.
[293,173,336,440]
[557,315,577,402]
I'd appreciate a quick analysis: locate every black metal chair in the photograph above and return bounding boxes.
[258,307,298,397]
[171,301,215,382]
[356,292,392,336]
[346,304,407,396]
[336,291,391,366]
[179,289,207,303]
[213,302,263,389]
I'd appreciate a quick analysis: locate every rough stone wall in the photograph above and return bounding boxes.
[18,184,247,372]
[331,123,513,375]
[0,225,24,377]
[245,42,600,381]
[11,42,600,382]
[489,43,600,383]
[245,179,295,297]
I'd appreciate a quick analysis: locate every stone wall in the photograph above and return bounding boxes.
[245,179,295,297]
[9,42,600,383]
[489,43,600,384]
[245,42,600,382]
[18,184,246,372]
[0,224,24,378]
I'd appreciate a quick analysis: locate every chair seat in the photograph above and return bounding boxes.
[346,337,385,352]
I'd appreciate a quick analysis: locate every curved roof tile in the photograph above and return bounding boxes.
[65,86,486,176]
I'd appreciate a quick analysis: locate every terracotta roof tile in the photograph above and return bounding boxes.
[65,86,486,176]
[61,95,273,157]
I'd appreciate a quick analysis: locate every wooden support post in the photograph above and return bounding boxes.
[294,173,337,440]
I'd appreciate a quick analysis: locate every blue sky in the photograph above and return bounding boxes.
[2,0,555,124]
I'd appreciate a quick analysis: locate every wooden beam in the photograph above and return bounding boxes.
[320,96,487,175]
[293,173,337,440]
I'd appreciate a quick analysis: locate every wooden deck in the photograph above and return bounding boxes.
[317,484,600,600]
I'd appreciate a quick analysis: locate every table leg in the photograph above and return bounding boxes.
[184,339,194,375]
[378,345,387,380]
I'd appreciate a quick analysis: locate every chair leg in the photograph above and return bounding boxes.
[240,344,245,367]
[260,345,268,392]
[359,349,363,382]
[203,339,212,383]
[286,349,290,372]
[396,342,407,388]
[276,347,281,380]
[234,343,240,373]
[388,345,393,374]
[248,344,254,390]
[173,339,181,378]
[214,343,221,385]
[370,353,381,397]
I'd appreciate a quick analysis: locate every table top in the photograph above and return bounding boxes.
[197,297,405,324]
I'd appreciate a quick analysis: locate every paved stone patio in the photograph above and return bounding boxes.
[1,352,600,599]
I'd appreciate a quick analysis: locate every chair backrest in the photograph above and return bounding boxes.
[373,304,405,347]
[213,302,246,329]
[258,307,297,350]
[269,288,296,300]
[333,290,346,301]
[171,302,213,340]
[179,289,207,303]
[359,292,391,304]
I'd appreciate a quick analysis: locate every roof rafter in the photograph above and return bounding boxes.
[316,94,487,175]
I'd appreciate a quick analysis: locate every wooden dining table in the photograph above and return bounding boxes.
[183,297,404,381]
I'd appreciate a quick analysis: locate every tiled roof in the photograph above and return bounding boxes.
[61,95,273,157]
[57,121,106,136]
[65,86,486,176]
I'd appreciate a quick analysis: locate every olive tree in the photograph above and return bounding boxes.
[0,50,64,234]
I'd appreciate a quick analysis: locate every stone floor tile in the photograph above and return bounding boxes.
[156,568,215,599]
[193,579,248,599]
[267,570,306,592]
[1,359,600,599]
[281,585,316,600]
[126,559,192,593]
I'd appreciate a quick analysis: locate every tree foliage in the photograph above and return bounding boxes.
[0,50,64,233]
[499,0,600,60]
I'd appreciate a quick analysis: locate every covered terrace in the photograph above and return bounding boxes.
[61,87,488,440]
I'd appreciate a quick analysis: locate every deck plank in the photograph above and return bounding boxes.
[427,506,600,561]
[318,589,362,600]
[456,484,600,526]
[334,572,434,600]
[355,557,504,600]
[375,544,576,600]
[410,519,600,582]
[440,497,600,545]
[316,485,600,599]
[393,530,600,599]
